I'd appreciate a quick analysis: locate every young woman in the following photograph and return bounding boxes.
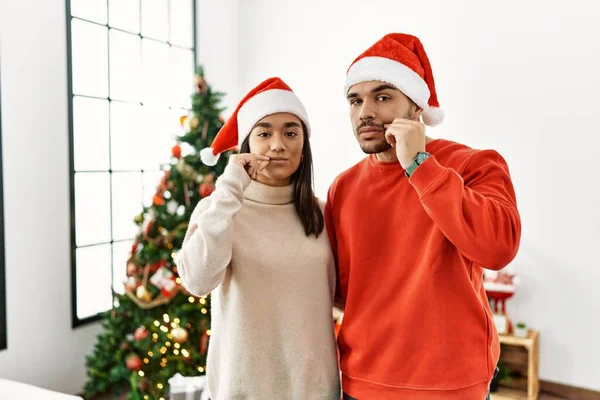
[176,77,340,400]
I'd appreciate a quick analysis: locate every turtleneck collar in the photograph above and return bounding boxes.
[244,180,294,205]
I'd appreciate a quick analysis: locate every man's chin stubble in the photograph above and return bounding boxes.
[359,140,392,154]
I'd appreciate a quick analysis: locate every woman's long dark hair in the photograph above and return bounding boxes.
[239,122,324,237]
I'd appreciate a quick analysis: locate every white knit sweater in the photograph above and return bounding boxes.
[176,164,340,400]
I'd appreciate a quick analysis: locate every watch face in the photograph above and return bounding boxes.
[417,152,431,164]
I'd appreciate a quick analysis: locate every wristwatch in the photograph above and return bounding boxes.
[405,152,431,178]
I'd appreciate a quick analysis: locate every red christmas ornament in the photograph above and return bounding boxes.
[130,240,139,255]
[172,144,182,158]
[149,259,166,273]
[159,170,172,191]
[200,330,209,355]
[153,194,165,206]
[138,378,150,392]
[126,354,143,371]
[144,219,154,237]
[134,326,149,342]
[199,183,215,198]
[196,75,207,93]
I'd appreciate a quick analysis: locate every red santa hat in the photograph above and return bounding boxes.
[344,33,444,126]
[200,77,311,166]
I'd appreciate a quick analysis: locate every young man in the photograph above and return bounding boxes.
[325,33,522,400]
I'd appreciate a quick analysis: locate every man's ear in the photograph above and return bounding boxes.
[414,105,424,122]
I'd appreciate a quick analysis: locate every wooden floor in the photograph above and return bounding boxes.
[490,391,566,400]
[539,394,567,400]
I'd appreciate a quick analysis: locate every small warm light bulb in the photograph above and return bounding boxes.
[144,358,149,364]
[174,343,181,349]
[138,371,145,377]
[157,383,164,390]
[198,367,204,373]
[166,341,171,347]
[200,298,206,305]
[171,252,177,259]
[154,321,160,327]
[152,333,158,339]
[162,357,167,363]
[160,347,167,354]
[174,318,181,324]
[173,349,180,355]
[188,296,195,303]
[201,308,207,314]
[182,349,190,357]
[206,330,212,336]
[160,326,169,333]
[144,396,149,400]
[176,277,181,284]
[148,351,154,357]
[171,322,177,328]
[163,314,170,322]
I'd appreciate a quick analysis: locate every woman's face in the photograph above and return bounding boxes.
[248,112,304,187]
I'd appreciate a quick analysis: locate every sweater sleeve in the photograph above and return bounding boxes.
[409,150,521,270]
[325,181,344,309]
[175,163,251,296]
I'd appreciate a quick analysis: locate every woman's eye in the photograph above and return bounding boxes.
[285,131,298,137]
[257,132,269,137]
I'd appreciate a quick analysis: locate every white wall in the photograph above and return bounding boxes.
[236,0,600,391]
[197,0,241,115]
[0,0,103,394]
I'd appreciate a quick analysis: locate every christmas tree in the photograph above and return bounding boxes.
[84,66,230,400]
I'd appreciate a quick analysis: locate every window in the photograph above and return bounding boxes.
[0,55,7,350]
[66,0,197,326]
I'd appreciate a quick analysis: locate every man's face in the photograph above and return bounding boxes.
[347,81,417,154]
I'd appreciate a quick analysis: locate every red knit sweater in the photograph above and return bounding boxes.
[325,139,521,399]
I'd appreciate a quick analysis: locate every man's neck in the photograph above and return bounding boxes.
[375,148,398,163]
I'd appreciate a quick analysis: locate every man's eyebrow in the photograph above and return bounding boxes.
[371,84,397,93]
[347,84,397,99]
